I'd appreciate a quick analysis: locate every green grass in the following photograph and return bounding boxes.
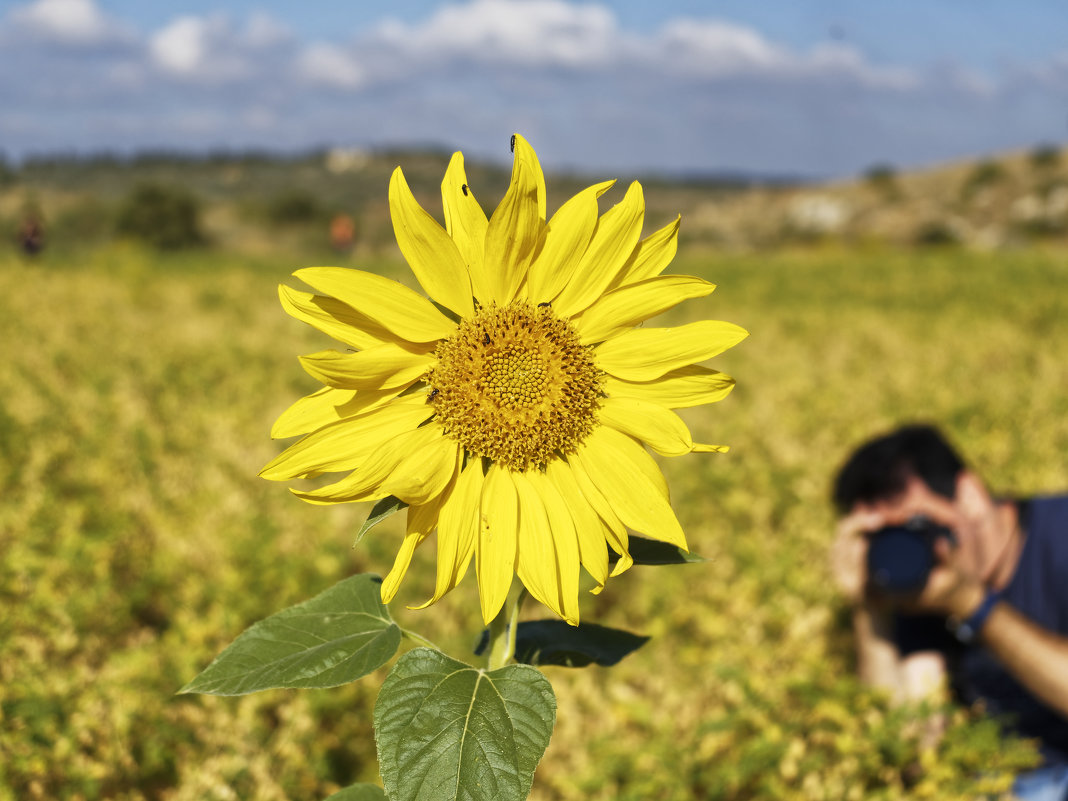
[1,241,1064,800]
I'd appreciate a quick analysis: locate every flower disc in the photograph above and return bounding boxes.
[426,301,601,471]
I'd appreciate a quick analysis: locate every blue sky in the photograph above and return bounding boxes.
[2,0,1066,177]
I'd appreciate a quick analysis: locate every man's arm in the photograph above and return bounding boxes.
[833,512,950,703]
[946,581,1068,718]
[853,604,949,703]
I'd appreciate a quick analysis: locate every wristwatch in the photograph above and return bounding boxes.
[948,588,1004,644]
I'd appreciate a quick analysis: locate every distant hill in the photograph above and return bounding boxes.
[1,143,1065,256]
[682,144,1068,249]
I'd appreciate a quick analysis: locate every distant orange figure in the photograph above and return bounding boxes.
[329,213,356,254]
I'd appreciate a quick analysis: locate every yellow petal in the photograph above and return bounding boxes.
[552,181,644,318]
[575,275,716,344]
[389,167,475,318]
[382,434,461,506]
[614,215,681,286]
[518,470,581,623]
[271,387,353,439]
[382,498,443,603]
[476,464,519,624]
[381,529,424,604]
[598,396,695,457]
[271,386,411,439]
[412,458,483,609]
[595,320,749,382]
[604,365,736,409]
[692,443,730,453]
[562,454,632,577]
[382,501,440,602]
[483,134,545,304]
[295,267,455,344]
[525,180,615,304]
[279,285,390,350]
[514,133,547,221]
[543,460,609,589]
[299,345,434,390]
[573,427,687,549]
[291,423,446,504]
[261,396,432,480]
[441,152,490,304]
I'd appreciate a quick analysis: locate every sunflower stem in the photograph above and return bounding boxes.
[399,627,440,652]
[487,586,527,670]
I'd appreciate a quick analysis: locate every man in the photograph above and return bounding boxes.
[830,424,1068,799]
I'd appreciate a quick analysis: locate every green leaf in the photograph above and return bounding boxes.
[323,784,387,801]
[616,534,707,565]
[375,648,556,801]
[180,574,401,696]
[354,495,407,549]
[513,620,649,667]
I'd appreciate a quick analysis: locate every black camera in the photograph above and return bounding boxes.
[865,516,956,595]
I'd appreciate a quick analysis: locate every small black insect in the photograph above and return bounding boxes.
[510,134,516,153]
[482,333,491,345]
[537,301,551,308]
[461,184,469,196]
[426,388,439,403]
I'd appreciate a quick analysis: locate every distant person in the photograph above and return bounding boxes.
[830,424,1068,800]
[329,213,356,254]
[17,210,44,256]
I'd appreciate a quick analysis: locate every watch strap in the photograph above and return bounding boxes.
[949,588,1003,644]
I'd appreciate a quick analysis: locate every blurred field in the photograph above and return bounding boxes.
[2,236,1066,800]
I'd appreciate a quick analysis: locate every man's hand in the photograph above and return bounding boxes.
[906,536,985,620]
[830,508,884,604]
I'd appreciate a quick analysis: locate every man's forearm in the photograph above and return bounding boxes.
[854,606,903,693]
[979,602,1068,718]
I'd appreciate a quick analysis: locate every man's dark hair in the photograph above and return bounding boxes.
[832,424,965,514]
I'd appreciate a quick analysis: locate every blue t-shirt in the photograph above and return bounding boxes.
[894,495,1068,765]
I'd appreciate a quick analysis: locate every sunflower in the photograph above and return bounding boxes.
[262,134,747,625]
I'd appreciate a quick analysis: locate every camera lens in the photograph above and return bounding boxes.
[866,525,937,594]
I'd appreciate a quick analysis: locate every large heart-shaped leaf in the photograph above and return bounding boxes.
[180,574,401,695]
[375,648,556,801]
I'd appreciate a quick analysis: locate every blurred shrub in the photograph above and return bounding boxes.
[912,220,959,247]
[115,183,205,250]
[0,153,14,187]
[262,190,328,226]
[1029,144,1062,172]
[52,197,115,249]
[960,160,1006,202]
[1013,216,1066,240]
[864,164,901,200]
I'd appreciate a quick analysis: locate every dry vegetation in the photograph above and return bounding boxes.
[1,148,1067,800]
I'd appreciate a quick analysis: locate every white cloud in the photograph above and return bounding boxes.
[645,20,919,91]
[148,13,284,82]
[358,1,919,95]
[241,12,291,49]
[297,42,365,89]
[652,19,785,74]
[371,0,620,68]
[7,0,126,44]
[150,16,208,75]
